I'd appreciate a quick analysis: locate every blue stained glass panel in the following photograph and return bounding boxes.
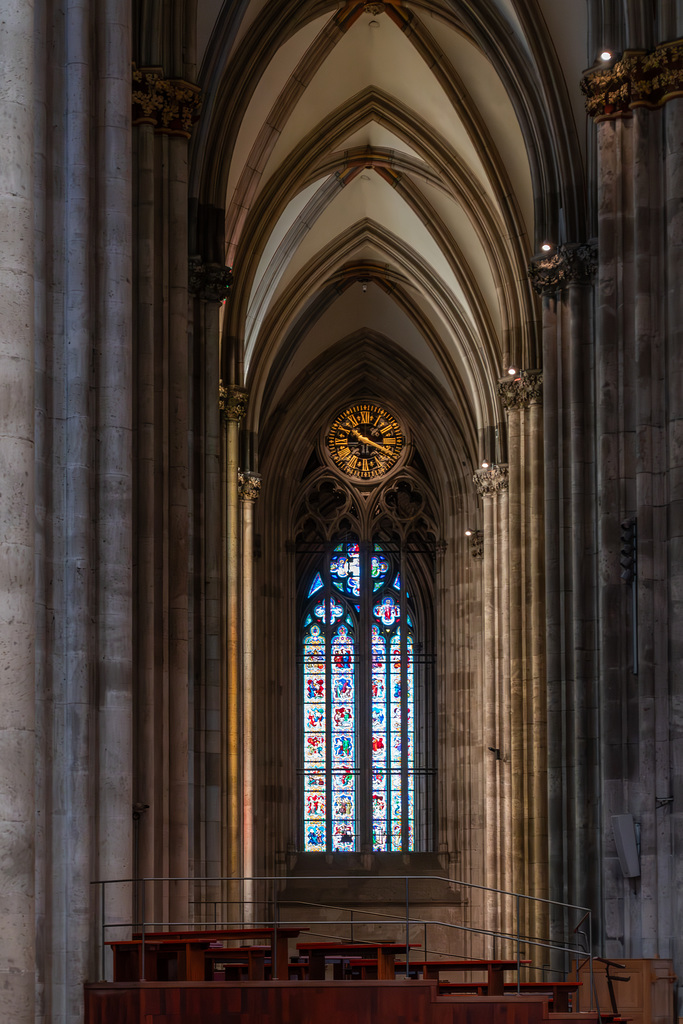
[308,572,324,597]
[314,596,344,624]
[372,549,390,590]
[306,824,326,850]
[330,543,360,596]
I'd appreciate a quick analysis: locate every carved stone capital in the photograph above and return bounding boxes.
[528,242,598,295]
[581,40,683,120]
[364,2,386,13]
[469,530,483,560]
[132,64,202,138]
[189,257,233,301]
[498,369,543,410]
[238,471,262,502]
[219,383,249,421]
[473,464,509,497]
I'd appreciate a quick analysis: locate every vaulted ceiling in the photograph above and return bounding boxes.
[190,0,588,464]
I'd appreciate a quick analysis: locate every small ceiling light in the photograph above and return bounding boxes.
[541,242,552,253]
[362,282,367,293]
[507,365,517,376]
[465,529,473,537]
[481,460,489,469]
[369,19,380,28]
[600,50,613,61]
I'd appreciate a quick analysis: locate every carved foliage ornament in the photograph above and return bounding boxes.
[238,471,262,502]
[469,530,483,560]
[581,40,683,120]
[219,383,248,421]
[132,64,202,138]
[189,257,233,301]
[528,242,598,296]
[497,370,543,410]
[473,464,509,497]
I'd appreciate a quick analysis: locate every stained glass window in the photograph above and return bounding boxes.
[301,540,418,852]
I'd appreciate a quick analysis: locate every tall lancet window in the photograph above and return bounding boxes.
[300,518,432,853]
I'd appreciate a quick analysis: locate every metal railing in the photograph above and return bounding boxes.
[91,873,593,1005]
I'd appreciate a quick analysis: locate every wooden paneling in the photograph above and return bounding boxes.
[572,958,676,1024]
[84,981,594,1024]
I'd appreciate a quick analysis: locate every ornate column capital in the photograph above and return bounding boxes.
[189,257,233,301]
[473,464,509,497]
[238,471,262,502]
[132,64,202,138]
[469,530,483,559]
[581,40,683,120]
[528,242,598,296]
[498,369,543,410]
[219,383,249,421]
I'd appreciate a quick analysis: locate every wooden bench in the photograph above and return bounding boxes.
[205,945,269,980]
[296,941,419,981]
[437,979,582,1012]
[389,958,528,995]
[109,926,304,981]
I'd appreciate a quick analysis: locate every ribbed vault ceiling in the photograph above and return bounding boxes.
[192,0,587,459]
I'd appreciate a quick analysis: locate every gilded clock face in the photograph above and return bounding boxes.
[327,402,404,480]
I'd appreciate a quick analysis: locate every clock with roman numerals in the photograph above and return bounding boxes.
[327,402,404,480]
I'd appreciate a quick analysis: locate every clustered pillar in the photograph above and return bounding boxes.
[474,366,547,960]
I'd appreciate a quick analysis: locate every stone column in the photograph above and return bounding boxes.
[474,464,510,953]
[95,0,133,953]
[220,384,248,913]
[498,369,547,950]
[0,0,35,1017]
[131,66,201,928]
[665,97,683,998]
[240,471,262,921]
[189,261,233,906]
[530,243,598,949]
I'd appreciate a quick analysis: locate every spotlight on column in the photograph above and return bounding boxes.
[620,517,637,583]
[600,50,613,62]
[465,529,473,537]
[481,460,489,469]
[507,365,517,376]
[541,241,552,252]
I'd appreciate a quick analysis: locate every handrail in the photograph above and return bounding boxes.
[92,872,592,1004]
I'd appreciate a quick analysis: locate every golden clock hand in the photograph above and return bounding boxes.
[350,428,394,457]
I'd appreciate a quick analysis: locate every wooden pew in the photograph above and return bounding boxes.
[390,958,529,995]
[296,941,420,981]
[109,926,303,982]
[437,979,582,1012]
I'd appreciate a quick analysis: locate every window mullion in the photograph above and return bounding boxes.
[359,540,372,851]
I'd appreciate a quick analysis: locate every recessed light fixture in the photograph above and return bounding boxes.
[600,50,613,61]
[541,242,552,252]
